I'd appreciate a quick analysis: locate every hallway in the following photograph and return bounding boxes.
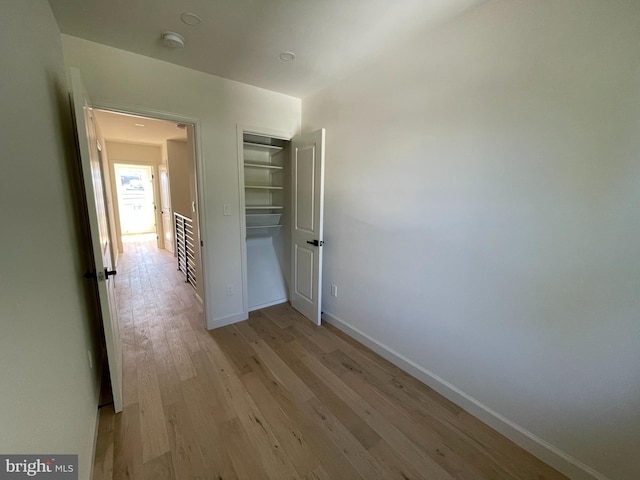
[92,235,567,480]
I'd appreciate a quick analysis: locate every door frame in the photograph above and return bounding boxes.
[236,124,298,320]
[93,102,209,327]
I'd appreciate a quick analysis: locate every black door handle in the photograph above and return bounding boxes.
[104,268,117,279]
[306,240,324,247]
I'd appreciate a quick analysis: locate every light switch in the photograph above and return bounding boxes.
[223,203,232,216]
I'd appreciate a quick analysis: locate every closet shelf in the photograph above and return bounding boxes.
[246,213,282,227]
[244,163,283,170]
[243,141,283,151]
[245,185,283,190]
[245,205,284,210]
[246,225,283,230]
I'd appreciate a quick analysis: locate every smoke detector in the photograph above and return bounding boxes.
[162,31,185,48]
[279,51,296,62]
[180,12,202,26]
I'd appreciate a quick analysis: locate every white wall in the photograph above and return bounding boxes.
[61,35,302,327]
[106,141,162,165]
[0,2,101,478]
[303,1,640,479]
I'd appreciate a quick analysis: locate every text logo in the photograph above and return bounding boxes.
[0,456,77,480]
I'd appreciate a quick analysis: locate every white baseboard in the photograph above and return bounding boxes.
[207,312,247,330]
[249,298,287,312]
[322,311,609,480]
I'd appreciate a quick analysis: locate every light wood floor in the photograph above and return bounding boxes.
[93,235,568,480]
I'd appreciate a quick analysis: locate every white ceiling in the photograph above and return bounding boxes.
[49,0,483,98]
[93,109,187,145]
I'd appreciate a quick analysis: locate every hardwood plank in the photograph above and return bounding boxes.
[163,400,209,479]
[179,369,238,479]
[209,325,255,375]
[147,318,182,407]
[248,310,296,343]
[221,417,271,479]
[164,328,197,381]
[112,403,142,480]
[135,322,170,464]
[290,340,455,480]
[287,323,338,354]
[241,355,364,479]
[249,326,383,451]
[189,349,236,424]
[248,338,315,402]
[368,439,427,480]
[202,329,301,479]
[141,451,174,480]
[241,371,320,476]
[340,368,504,479]
[305,465,331,480]
[322,350,514,479]
[300,396,392,480]
[176,313,201,354]
[261,303,294,329]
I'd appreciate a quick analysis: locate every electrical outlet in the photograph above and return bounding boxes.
[331,284,338,297]
[226,283,234,296]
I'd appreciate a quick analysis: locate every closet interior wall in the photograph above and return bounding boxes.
[242,133,291,311]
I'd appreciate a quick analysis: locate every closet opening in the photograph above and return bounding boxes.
[239,127,326,325]
[241,133,291,312]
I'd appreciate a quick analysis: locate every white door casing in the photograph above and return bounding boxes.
[291,129,326,325]
[70,68,123,413]
[159,166,174,254]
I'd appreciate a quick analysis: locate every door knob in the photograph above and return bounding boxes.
[306,239,324,247]
[104,268,117,279]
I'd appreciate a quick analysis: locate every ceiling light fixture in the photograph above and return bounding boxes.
[279,51,296,62]
[162,31,185,48]
[134,123,145,127]
[180,12,201,26]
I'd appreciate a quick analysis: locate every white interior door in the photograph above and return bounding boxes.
[291,129,326,325]
[70,68,123,413]
[159,166,174,254]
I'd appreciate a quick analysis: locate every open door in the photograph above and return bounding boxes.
[70,68,123,413]
[159,165,174,254]
[291,129,326,325]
